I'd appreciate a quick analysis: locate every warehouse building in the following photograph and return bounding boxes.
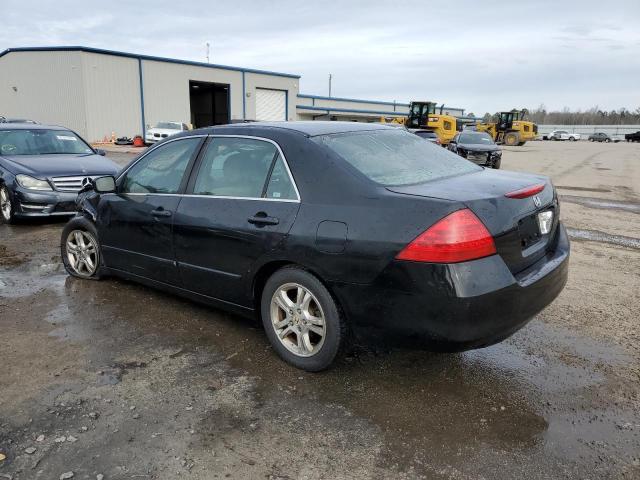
[0,46,466,142]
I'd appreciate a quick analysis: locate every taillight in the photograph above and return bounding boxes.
[505,183,545,199]
[396,209,496,263]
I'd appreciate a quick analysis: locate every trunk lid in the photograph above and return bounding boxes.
[387,169,559,273]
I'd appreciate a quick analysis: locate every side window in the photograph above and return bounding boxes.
[193,137,277,198]
[121,137,201,194]
[266,155,297,200]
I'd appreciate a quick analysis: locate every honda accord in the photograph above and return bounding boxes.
[61,122,569,371]
[0,123,120,223]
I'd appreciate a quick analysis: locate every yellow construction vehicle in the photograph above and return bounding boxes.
[476,109,537,146]
[381,101,457,145]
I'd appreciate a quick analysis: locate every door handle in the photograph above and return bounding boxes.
[248,212,279,226]
[151,208,172,217]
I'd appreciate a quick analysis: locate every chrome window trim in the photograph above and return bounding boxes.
[117,134,301,203]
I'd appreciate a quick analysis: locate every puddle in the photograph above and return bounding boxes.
[560,195,640,214]
[566,227,640,249]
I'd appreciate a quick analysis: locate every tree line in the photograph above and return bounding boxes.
[476,106,640,125]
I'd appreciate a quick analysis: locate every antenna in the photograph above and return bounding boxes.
[328,73,332,97]
[206,42,210,63]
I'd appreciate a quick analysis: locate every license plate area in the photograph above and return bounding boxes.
[518,214,542,249]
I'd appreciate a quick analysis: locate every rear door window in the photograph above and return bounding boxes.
[315,129,480,187]
[193,137,291,199]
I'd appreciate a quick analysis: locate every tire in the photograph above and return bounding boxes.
[504,132,519,146]
[60,217,105,280]
[605,138,611,143]
[492,157,501,169]
[569,137,576,141]
[0,184,15,224]
[261,266,347,371]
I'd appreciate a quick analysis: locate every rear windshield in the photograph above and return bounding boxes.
[415,131,437,138]
[314,129,480,186]
[0,129,93,155]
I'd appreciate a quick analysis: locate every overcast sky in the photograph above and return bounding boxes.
[2,0,639,114]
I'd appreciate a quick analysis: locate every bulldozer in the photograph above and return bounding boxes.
[476,109,537,146]
[381,101,457,145]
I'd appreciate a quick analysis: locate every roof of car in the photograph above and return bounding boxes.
[202,121,393,137]
[0,122,66,130]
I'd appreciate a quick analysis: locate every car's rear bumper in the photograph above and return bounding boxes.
[331,223,570,350]
[12,188,77,217]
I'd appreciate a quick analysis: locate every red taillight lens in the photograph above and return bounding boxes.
[396,209,496,263]
[504,183,545,199]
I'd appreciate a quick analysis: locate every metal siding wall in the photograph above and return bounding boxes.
[0,51,88,137]
[244,73,298,121]
[81,52,141,142]
[141,60,243,128]
[312,98,409,114]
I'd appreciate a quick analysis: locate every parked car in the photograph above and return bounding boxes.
[410,129,440,144]
[625,131,640,142]
[61,122,569,371]
[0,116,37,124]
[0,123,120,223]
[448,131,502,168]
[145,121,190,144]
[546,130,580,141]
[588,132,618,143]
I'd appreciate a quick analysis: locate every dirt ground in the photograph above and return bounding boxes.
[1,141,639,480]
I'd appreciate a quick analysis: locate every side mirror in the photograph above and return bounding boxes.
[95,148,106,156]
[93,175,116,193]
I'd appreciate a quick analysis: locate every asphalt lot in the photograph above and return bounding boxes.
[1,141,639,479]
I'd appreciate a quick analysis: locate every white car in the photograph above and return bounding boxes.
[547,130,581,141]
[145,121,189,144]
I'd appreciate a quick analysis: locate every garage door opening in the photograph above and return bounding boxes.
[189,81,229,128]
[256,88,287,121]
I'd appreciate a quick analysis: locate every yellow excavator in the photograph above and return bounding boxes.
[476,109,537,146]
[381,101,457,145]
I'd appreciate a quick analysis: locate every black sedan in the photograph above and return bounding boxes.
[588,132,618,143]
[448,131,502,168]
[61,122,569,371]
[0,124,120,223]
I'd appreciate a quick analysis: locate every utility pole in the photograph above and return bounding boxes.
[206,42,210,63]
[328,74,332,97]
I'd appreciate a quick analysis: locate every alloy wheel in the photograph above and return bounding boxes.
[65,230,99,277]
[0,187,11,221]
[270,283,326,357]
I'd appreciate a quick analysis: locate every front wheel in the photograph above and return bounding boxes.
[504,132,520,146]
[261,267,347,371]
[0,185,15,224]
[569,137,576,141]
[61,218,104,280]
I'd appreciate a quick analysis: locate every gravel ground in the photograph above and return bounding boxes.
[0,140,639,479]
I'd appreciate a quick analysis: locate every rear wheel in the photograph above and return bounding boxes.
[61,218,104,280]
[569,136,576,141]
[261,266,347,371]
[503,132,519,146]
[605,138,611,143]
[0,185,15,224]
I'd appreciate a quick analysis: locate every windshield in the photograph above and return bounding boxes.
[459,132,494,145]
[155,122,181,130]
[314,129,480,187]
[0,129,93,155]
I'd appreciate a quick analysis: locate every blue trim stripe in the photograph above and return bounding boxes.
[296,105,406,116]
[298,93,409,107]
[0,46,301,79]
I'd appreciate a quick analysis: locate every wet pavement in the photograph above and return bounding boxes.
[1,141,639,479]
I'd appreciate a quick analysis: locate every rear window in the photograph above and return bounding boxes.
[415,131,437,139]
[314,129,480,186]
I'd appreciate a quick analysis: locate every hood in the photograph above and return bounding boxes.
[0,153,120,178]
[147,128,181,136]
[457,143,500,152]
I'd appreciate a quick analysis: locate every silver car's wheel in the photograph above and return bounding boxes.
[65,229,99,277]
[0,186,12,222]
[270,282,326,357]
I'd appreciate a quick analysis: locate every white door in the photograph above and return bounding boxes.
[256,88,287,121]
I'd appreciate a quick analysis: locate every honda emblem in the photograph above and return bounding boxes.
[533,195,542,208]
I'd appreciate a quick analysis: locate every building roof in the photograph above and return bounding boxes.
[0,46,301,79]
